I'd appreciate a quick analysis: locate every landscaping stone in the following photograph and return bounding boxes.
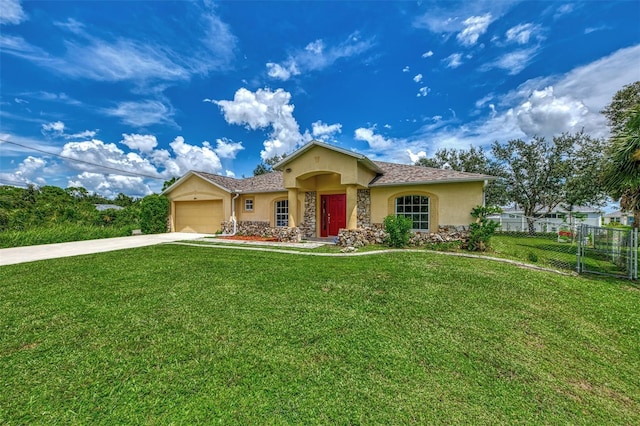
[221,221,301,242]
[336,224,470,247]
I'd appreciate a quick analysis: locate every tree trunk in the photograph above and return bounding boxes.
[634,209,640,229]
[526,217,536,236]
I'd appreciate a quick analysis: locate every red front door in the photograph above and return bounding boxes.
[321,194,346,237]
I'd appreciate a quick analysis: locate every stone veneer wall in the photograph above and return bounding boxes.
[336,224,470,248]
[221,221,301,242]
[357,189,371,228]
[299,191,317,238]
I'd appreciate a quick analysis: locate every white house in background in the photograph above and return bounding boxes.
[603,210,634,226]
[489,205,603,233]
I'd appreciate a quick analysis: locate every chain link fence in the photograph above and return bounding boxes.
[488,214,638,279]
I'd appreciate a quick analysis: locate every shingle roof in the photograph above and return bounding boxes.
[369,161,494,186]
[187,158,495,194]
[194,171,284,193]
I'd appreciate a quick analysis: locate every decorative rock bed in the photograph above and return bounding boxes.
[220,221,468,247]
[221,221,301,243]
[336,225,470,248]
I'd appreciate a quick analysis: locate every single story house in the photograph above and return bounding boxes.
[162,140,495,239]
[603,210,634,226]
[490,205,603,233]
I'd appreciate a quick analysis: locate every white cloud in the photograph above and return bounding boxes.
[413,73,423,83]
[13,156,47,185]
[164,136,223,176]
[417,87,430,97]
[402,66,410,72]
[60,139,159,177]
[407,149,427,163]
[104,100,176,128]
[225,170,235,177]
[65,130,97,140]
[14,97,28,104]
[505,23,540,44]
[68,172,152,198]
[0,0,26,25]
[266,32,374,81]
[421,50,434,58]
[444,53,463,68]
[514,86,590,137]
[311,121,342,140]
[215,87,303,159]
[266,62,297,80]
[0,6,236,84]
[456,14,493,46]
[214,138,244,159]
[120,133,158,153]
[554,3,575,19]
[42,121,65,134]
[40,120,97,140]
[354,127,393,150]
[482,46,540,75]
[584,25,609,35]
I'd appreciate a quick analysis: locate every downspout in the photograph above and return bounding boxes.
[220,192,240,236]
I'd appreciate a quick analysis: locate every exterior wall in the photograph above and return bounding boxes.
[370,181,484,232]
[281,145,377,189]
[236,191,287,226]
[166,174,231,232]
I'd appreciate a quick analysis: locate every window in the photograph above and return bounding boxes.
[244,198,254,212]
[395,195,429,230]
[275,199,288,227]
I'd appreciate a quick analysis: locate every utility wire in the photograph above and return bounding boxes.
[0,178,29,188]
[0,138,165,180]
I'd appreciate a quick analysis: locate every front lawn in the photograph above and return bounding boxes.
[1,245,638,424]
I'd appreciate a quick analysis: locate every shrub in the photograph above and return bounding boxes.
[140,194,169,234]
[468,205,502,252]
[383,215,413,248]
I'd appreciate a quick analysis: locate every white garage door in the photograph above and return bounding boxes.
[175,200,224,233]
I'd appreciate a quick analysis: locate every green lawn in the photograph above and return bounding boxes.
[1,245,638,424]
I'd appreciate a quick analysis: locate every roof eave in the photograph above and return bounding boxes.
[369,177,496,187]
[162,171,234,195]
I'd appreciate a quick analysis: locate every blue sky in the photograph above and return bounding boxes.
[1,0,639,198]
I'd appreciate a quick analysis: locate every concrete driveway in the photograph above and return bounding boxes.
[0,233,210,266]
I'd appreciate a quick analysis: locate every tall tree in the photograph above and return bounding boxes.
[602,81,640,136]
[416,146,508,206]
[491,133,605,234]
[603,105,640,228]
[162,177,178,191]
[253,154,287,176]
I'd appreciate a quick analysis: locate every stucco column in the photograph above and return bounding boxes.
[288,188,298,227]
[346,185,358,230]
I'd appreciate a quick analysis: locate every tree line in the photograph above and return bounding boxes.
[0,185,140,232]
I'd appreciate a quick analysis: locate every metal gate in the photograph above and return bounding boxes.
[577,224,638,279]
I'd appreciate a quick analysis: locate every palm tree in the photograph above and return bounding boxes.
[603,105,640,228]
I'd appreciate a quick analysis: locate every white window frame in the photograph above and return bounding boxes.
[244,198,254,212]
[275,199,288,227]
[395,195,429,231]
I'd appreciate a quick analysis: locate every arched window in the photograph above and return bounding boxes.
[395,195,429,230]
[275,199,289,227]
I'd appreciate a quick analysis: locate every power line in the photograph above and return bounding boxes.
[0,178,29,188]
[0,138,165,180]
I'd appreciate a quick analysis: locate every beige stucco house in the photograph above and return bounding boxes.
[162,140,494,238]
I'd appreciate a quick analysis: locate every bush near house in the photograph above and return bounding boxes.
[383,215,414,248]
[140,194,170,234]
[468,205,502,252]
